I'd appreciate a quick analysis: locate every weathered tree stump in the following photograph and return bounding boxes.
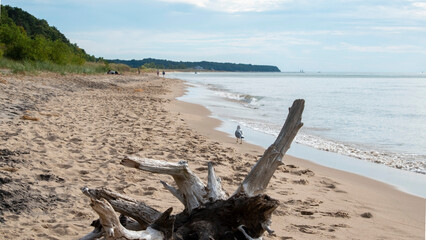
[80,99,304,240]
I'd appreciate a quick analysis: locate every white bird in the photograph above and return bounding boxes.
[235,125,244,144]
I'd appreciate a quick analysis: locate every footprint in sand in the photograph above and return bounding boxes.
[292,179,309,185]
[195,167,208,172]
[57,164,72,169]
[293,224,319,234]
[321,211,350,218]
[69,149,81,154]
[277,190,292,196]
[361,212,373,218]
[300,210,315,216]
[291,168,314,177]
[46,134,59,142]
[319,178,347,193]
[273,209,287,216]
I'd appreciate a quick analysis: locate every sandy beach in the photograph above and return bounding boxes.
[0,73,424,239]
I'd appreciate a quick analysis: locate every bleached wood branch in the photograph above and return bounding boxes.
[81,187,160,228]
[121,157,208,212]
[235,99,304,196]
[89,198,165,240]
[238,225,263,240]
[206,162,227,201]
[261,219,275,236]
[79,219,103,240]
[160,180,185,205]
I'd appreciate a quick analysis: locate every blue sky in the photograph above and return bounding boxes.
[3,0,426,72]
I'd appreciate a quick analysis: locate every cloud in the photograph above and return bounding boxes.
[66,29,320,59]
[412,1,426,9]
[324,42,426,54]
[68,27,426,60]
[158,0,291,12]
[368,26,426,33]
[411,1,426,16]
[344,1,426,20]
[158,0,209,7]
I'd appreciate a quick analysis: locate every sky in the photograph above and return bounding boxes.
[2,0,426,72]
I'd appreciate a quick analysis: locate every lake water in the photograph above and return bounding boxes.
[167,72,426,196]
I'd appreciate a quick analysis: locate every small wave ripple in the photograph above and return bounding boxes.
[206,84,263,106]
[214,91,262,105]
[295,134,426,174]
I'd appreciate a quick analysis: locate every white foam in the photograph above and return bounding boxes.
[295,134,426,174]
[203,84,263,107]
[233,119,426,175]
[173,72,426,175]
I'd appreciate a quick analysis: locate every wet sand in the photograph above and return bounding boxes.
[0,73,424,239]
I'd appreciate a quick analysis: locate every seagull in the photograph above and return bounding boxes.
[235,125,244,144]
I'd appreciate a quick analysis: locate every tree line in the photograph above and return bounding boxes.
[109,58,281,72]
[0,5,97,65]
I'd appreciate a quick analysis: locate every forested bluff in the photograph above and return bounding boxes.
[109,58,281,72]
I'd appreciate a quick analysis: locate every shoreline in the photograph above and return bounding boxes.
[167,78,425,239]
[170,73,426,197]
[169,79,425,199]
[167,71,426,177]
[0,73,424,239]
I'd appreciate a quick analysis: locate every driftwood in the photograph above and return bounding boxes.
[80,99,304,240]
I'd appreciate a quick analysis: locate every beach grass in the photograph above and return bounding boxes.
[0,58,132,75]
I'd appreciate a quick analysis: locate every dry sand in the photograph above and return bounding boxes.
[0,73,424,239]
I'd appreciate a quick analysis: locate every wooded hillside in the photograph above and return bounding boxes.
[0,5,97,64]
[109,58,281,72]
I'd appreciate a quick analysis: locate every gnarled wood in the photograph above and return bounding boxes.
[238,225,262,240]
[82,187,160,228]
[174,194,279,239]
[89,198,167,240]
[121,157,212,212]
[79,219,103,240]
[160,180,185,205]
[235,99,304,196]
[206,162,227,201]
[81,99,305,240]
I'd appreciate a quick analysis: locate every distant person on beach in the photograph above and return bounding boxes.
[235,125,244,144]
[138,67,140,75]
[157,70,159,76]
[162,71,165,77]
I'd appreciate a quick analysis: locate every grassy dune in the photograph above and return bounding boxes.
[0,58,133,75]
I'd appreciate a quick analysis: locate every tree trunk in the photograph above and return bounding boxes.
[234,99,304,197]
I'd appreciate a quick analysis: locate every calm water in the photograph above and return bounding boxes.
[168,72,426,175]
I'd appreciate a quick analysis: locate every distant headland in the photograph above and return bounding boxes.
[107,58,281,72]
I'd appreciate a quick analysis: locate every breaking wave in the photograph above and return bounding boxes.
[237,120,426,175]
[296,134,426,174]
[205,84,264,107]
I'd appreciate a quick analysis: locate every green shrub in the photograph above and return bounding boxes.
[0,5,89,67]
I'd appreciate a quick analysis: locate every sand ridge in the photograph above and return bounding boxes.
[0,73,424,239]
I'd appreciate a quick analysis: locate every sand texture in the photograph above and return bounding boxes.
[0,73,424,239]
